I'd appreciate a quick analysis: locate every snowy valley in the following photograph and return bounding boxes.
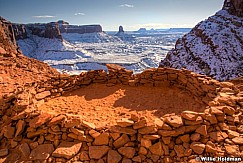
[17,28,190,74]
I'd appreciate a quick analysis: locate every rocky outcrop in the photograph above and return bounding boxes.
[27,22,63,39]
[160,0,243,81]
[118,25,124,34]
[115,25,135,41]
[0,17,59,96]
[12,24,28,40]
[223,0,243,17]
[11,22,63,40]
[0,17,21,57]
[58,20,102,34]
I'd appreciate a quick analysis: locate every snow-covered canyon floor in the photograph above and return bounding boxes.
[17,29,190,75]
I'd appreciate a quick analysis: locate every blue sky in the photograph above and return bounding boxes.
[0,0,223,31]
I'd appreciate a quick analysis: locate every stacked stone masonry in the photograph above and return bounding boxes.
[0,64,243,162]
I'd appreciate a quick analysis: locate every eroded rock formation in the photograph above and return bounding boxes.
[58,20,102,34]
[27,22,63,39]
[115,25,135,41]
[160,0,243,81]
[12,24,28,40]
[0,17,19,57]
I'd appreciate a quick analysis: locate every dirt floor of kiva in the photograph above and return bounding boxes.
[38,84,207,128]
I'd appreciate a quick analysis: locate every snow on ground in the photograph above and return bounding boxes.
[17,30,188,74]
[160,10,243,80]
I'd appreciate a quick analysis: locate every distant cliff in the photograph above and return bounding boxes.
[58,20,102,34]
[12,22,63,40]
[160,0,243,81]
[12,20,103,40]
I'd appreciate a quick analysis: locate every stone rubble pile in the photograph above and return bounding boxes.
[0,64,243,162]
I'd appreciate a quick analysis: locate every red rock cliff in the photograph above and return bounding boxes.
[0,17,20,57]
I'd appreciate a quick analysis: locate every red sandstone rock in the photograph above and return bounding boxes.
[209,131,228,142]
[174,145,185,157]
[89,146,110,159]
[149,142,164,156]
[82,120,96,129]
[141,138,152,148]
[133,119,147,129]
[118,147,136,158]
[49,115,66,125]
[29,144,54,160]
[19,143,30,158]
[190,142,205,154]
[205,141,218,153]
[15,120,26,137]
[190,133,201,142]
[0,149,8,157]
[35,91,51,100]
[79,151,90,161]
[3,125,15,138]
[181,111,199,121]
[139,146,148,155]
[138,125,158,135]
[52,141,82,159]
[228,130,240,138]
[29,113,53,128]
[94,133,109,145]
[143,134,160,140]
[232,137,243,145]
[113,134,130,148]
[162,137,171,145]
[107,150,122,163]
[165,115,183,128]
[195,125,207,136]
[117,118,134,127]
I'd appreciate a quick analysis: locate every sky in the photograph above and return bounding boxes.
[0,0,224,31]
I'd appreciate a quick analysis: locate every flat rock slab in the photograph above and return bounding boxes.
[29,113,53,128]
[29,144,54,160]
[52,141,82,159]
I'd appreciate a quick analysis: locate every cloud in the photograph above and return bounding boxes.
[74,12,85,16]
[120,4,134,8]
[32,15,56,18]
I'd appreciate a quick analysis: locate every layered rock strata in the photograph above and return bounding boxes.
[58,20,102,34]
[0,17,19,57]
